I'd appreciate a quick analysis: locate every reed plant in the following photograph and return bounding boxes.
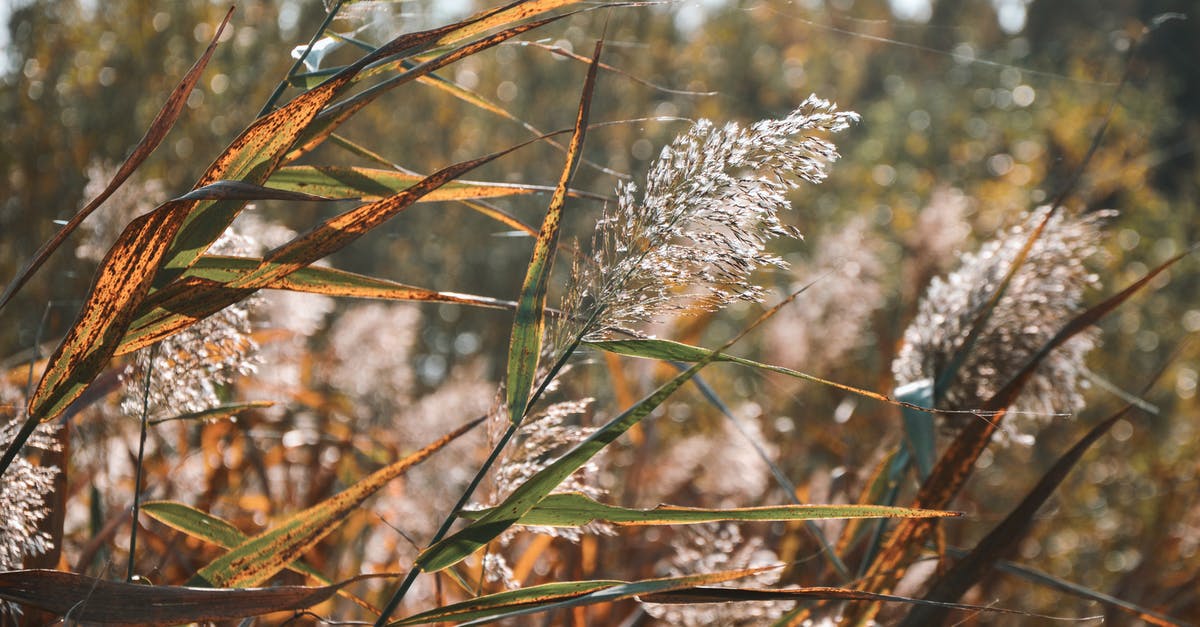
[0,2,1194,625]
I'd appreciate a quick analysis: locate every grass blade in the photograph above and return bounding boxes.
[393,568,773,626]
[142,501,323,581]
[113,132,560,356]
[172,180,338,202]
[2,14,517,469]
[20,203,192,427]
[142,500,378,612]
[900,352,1176,626]
[387,581,622,625]
[266,165,565,201]
[437,0,580,46]
[161,15,487,282]
[505,39,601,423]
[418,344,725,573]
[851,247,1196,618]
[110,256,518,354]
[962,549,1195,627]
[0,569,355,624]
[459,492,959,527]
[285,14,573,162]
[586,338,943,415]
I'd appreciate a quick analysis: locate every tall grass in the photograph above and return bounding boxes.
[0,2,1194,625]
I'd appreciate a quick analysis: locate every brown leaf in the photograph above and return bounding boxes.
[851,247,1195,621]
[901,351,1180,626]
[0,569,359,624]
[0,7,233,312]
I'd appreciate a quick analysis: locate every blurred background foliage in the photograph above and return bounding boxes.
[2,0,1199,622]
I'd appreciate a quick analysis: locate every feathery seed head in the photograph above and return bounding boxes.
[559,95,857,342]
[642,523,792,625]
[0,380,59,575]
[892,207,1112,441]
[119,227,260,421]
[486,397,613,542]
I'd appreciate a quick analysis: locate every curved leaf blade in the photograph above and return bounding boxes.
[0,569,348,624]
[25,203,193,425]
[267,165,556,201]
[388,580,621,626]
[460,492,959,527]
[162,15,484,280]
[286,14,572,162]
[392,568,769,626]
[173,180,337,202]
[853,247,1196,619]
[586,338,939,415]
[143,501,246,548]
[506,39,601,423]
[112,256,517,357]
[141,500,379,613]
[419,353,718,573]
[902,355,1175,626]
[116,130,560,356]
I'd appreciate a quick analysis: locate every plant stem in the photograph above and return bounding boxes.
[374,420,520,625]
[257,0,346,117]
[126,344,157,582]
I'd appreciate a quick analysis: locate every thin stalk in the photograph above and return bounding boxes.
[374,419,520,625]
[0,302,60,479]
[374,311,601,625]
[678,364,852,581]
[126,344,157,582]
[258,0,347,117]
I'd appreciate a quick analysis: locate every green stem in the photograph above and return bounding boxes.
[126,344,157,582]
[257,0,347,117]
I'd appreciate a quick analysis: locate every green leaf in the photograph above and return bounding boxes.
[112,256,516,355]
[460,492,960,527]
[285,13,573,163]
[961,549,1189,627]
[852,245,1196,621]
[160,18,482,280]
[902,356,1172,626]
[418,351,720,573]
[586,338,931,413]
[24,204,197,428]
[391,568,768,626]
[141,500,378,612]
[505,40,601,423]
[142,501,246,548]
[172,180,338,202]
[387,580,620,626]
[266,165,556,201]
[114,133,551,357]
